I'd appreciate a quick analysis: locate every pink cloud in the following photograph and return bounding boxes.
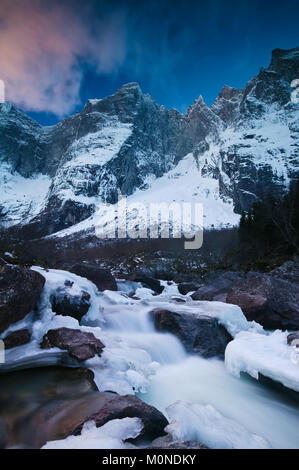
[0,0,126,116]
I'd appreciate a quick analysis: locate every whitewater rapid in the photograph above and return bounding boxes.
[101,289,299,449]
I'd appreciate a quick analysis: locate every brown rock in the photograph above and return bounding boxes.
[70,263,117,291]
[0,265,45,334]
[73,394,168,441]
[227,272,299,330]
[3,329,31,349]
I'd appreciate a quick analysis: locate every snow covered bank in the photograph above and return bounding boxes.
[42,418,143,449]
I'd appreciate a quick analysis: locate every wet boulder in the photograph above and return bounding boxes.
[178,282,202,295]
[149,308,232,358]
[3,329,31,350]
[126,271,164,294]
[40,328,105,362]
[287,331,299,346]
[270,259,299,284]
[227,272,299,330]
[73,394,169,441]
[0,265,45,334]
[191,272,244,302]
[51,288,91,322]
[149,434,208,449]
[70,263,117,291]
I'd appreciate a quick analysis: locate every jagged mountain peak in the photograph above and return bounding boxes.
[0,47,298,239]
[187,95,207,113]
[82,82,144,123]
[211,86,243,125]
[215,86,243,101]
[269,47,299,80]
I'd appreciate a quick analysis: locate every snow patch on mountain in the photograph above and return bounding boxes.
[0,165,51,227]
[65,119,132,168]
[47,151,240,240]
[221,108,298,182]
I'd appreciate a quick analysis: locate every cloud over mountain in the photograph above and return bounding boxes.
[0,0,126,116]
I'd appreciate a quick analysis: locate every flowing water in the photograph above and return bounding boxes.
[102,300,299,449]
[2,269,299,449]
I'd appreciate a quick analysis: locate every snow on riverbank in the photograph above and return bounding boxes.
[225,330,299,392]
[43,418,142,449]
[1,266,299,449]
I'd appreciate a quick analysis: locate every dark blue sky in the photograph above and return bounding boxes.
[24,0,299,125]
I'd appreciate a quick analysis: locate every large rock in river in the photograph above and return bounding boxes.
[3,329,31,349]
[226,272,299,330]
[0,366,168,448]
[126,271,164,294]
[40,328,105,362]
[70,263,117,291]
[178,282,202,295]
[51,287,91,322]
[149,308,232,358]
[0,265,45,334]
[72,394,168,441]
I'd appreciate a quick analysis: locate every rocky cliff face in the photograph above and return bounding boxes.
[0,47,298,238]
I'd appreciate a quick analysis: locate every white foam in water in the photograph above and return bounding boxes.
[165,401,271,449]
[4,267,299,449]
[42,418,143,449]
[139,356,299,449]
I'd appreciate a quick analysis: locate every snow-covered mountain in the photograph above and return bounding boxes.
[0,47,298,240]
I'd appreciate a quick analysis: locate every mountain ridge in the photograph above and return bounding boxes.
[0,46,298,239]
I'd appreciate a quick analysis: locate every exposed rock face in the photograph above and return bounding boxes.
[0,47,298,239]
[72,394,169,441]
[211,86,243,125]
[191,272,244,302]
[70,263,117,292]
[40,328,105,362]
[226,272,299,330]
[150,308,232,358]
[0,265,45,334]
[3,329,31,349]
[51,288,91,322]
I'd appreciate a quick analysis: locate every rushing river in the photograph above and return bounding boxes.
[1,268,299,449]
[101,300,299,449]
